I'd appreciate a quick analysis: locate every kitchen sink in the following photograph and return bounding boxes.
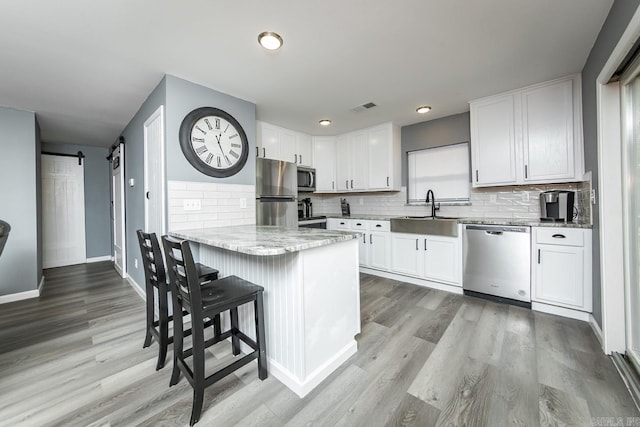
[390,216,459,237]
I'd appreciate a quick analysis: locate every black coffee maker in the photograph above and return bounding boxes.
[539,190,575,222]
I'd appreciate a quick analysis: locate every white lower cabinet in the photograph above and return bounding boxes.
[532,227,592,312]
[328,219,390,271]
[390,232,460,285]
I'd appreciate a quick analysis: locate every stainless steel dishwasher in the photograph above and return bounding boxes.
[463,224,531,304]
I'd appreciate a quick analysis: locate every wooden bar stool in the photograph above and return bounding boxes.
[162,235,267,426]
[136,230,219,370]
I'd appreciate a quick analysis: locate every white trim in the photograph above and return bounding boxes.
[143,105,166,236]
[531,302,591,322]
[360,266,464,295]
[86,255,112,263]
[126,275,146,300]
[596,5,640,355]
[0,289,39,304]
[268,341,358,398]
[590,314,604,349]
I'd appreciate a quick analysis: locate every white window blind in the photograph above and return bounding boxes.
[408,142,470,203]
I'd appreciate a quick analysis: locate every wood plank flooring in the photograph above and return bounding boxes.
[0,262,637,426]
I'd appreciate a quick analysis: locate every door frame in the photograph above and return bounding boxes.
[112,143,126,278]
[143,105,166,235]
[596,6,640,354]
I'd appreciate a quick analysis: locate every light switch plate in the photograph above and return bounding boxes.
[591,189,597,205]
[183,199,202,211]
[239,198,247,209]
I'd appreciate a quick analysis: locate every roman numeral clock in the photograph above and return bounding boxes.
[179,107,249,178]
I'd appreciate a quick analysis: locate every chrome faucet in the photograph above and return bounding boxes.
[425,189,437,219]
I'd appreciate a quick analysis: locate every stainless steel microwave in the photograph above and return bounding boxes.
[297,166,316,192]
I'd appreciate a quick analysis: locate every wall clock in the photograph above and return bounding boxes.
[179,107,249,178]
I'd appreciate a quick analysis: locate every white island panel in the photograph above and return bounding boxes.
[197,238,359,397]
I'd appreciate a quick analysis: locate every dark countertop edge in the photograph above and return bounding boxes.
[324,215,592,229]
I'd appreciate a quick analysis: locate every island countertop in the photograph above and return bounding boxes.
[171,225,360,256]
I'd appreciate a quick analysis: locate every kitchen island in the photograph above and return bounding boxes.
[171,225,361,398]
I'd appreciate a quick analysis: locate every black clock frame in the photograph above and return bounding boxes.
[178,107,249,178]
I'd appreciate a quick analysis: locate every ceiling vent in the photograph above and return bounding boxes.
[351,102,377,113]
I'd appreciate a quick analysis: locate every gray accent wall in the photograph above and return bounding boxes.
[581,0,640,327]
[165,75,256,185]
[41,142,111,259]
[120,76,167,289]
[400,112,470,187]
[120,74,257,290]
[0,107,39,296]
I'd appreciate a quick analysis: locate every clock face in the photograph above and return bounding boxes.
[179,107,249,178]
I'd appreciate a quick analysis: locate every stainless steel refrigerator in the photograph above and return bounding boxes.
[256,158,298,227]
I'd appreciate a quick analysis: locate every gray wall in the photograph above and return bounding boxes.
[120,76,167,289]
[121,74,256,289]
[165,75,256,184]
[400,112,470,186]
[0,107,40,296]
[41,142,111,259]
[581,0,640,327]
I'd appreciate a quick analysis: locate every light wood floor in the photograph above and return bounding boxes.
[0,262,637,426]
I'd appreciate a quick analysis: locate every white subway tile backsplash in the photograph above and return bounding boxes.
[168,181,256,232]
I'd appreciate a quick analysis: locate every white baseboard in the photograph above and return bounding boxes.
[531,302,591,322]
[126,275,146,300]
[38,276,45,294]
[0,288,40,304]
[268,340,358,398]
[589,314,605,351]
[360,267,463,295]
[86,255,112,263]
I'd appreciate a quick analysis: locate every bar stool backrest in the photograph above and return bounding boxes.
[161,236,204,318]
[0,220,10,257]
[136,230,166,290]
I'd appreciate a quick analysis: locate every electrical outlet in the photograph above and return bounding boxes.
[522,192,530,202]
[134,258,138,268]
[591,189,597,205]
[239,198,247,209]
[183,199,202,211]
[489,194,497,203]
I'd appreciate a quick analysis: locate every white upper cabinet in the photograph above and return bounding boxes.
[295,132,313,167]
[522,78,575,182]
[368,124,400,190]
[335,130,369,191]
[257,121,313,166]
[469,74,584,187]
[469,94,517,186]
[313,136,337,192]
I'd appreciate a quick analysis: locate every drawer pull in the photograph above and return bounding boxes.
[552,234,566,239]
[538,249,540,264]
[376,224,382,228]
[356,223,362,226]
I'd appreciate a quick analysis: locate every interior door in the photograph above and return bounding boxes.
[144,105,165,236]
[42,154,86,268]
[621,53,640,369]
[111,144,126,278]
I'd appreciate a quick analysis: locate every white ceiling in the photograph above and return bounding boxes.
[0,0,613,147]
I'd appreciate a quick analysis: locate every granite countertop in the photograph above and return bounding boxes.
[171,225,360,256]
[324,214,591,229]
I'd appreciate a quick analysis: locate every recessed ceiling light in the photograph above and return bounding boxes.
[416,106,432,114]
[258,32,283,50]
[319,119,332,126]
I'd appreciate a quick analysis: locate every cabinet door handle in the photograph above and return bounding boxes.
[475,170,479,182]
[363,234,366,243]
[351,179,354,189]
[370,234,372,244]
[525,164,528,179]
[552,234,566,239]
[263,147,266,157]
[424,239,427,251]
[332,181,335,190]
[387,177,389,187]
[538,248,541,264]
[415,239,419,250]
[256,146,259,157]
[294,154,298,163]
[346,180,348,189]
[300,154,303,164]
